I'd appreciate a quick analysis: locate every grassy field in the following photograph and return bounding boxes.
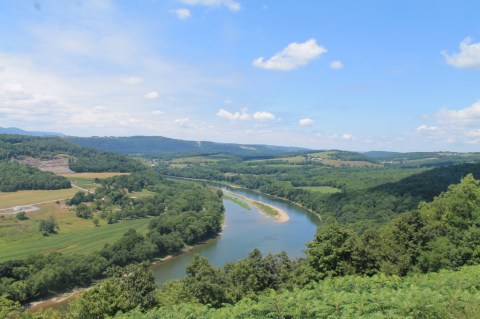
[297,186,342,194]
[321,159,377,167]
[247,156,306,164]
[60,172,130,179]
[0,189,78,209]
[0,201,151,261]
[129,189,156,199]
[61,172,130,191]
[254,201,278,217]
[223,195,251,210]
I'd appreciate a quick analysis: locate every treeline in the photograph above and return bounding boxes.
[0,178,224,304]
[66,136,304,156]
[158,161,480,229]
[0,134,144,172]
[0,161,71,192]
[112,265,480,319]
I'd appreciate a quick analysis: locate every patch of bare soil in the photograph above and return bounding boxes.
[15,155,75,174]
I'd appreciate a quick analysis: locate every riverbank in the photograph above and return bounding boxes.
[27,288,85,312]
[224,190,289,222]
[162,174,319,222]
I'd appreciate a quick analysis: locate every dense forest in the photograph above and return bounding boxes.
[156,156,480,229]
[67,136,306,156]
[0,161,71,192]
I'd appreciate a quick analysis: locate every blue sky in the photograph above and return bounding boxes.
[0,0,479,151]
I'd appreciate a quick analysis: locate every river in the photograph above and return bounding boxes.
[151,186,319,285]
[29,186,319,312]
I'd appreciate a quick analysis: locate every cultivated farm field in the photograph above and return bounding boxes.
[0,189,78,209]
[0,201,151,261]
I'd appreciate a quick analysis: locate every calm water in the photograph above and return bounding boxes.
[152,187,319,285]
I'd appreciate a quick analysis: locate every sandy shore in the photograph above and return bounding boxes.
[223,190,290,222]
[27,288,85,311]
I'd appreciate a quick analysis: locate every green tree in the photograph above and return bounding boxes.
[38,217,58,235]
[76,203,92,219]
[70,263,157,319]
[306,224,360,279]
[15,211,28,220]
[0,294,21,318]
[184,255,227,307]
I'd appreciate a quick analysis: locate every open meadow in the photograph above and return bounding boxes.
[0,189,78,209]
[0,201,151,261]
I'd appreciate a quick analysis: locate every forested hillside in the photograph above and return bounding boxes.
[0,161,71,192]
[157,154,480,229]
[0,135,144,173]
[67,136,307,156]
[0,134,145,192]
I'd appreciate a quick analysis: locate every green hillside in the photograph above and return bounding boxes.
[67,136,307,156]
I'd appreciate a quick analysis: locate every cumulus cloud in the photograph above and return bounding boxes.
[145,91,159,99]
[178,0,241,12]
[170,8,191,19]
[330,60,344,70]
[434,101,480,127]
[442,37,480,69]
[216,109,276,121]
[121,76,143,85]
[217,108,249,120]
[253,111,276,121]
[174,117,190,126]
[253,39,326,71]
[298,118,314,126]
[411,101,480,146]
[416,124,438,132]
[342,133,353,140]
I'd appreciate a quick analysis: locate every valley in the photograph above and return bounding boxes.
[1,134,480,319]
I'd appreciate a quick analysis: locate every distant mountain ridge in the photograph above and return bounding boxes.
[0,127,65,137]
[67,136,308,156]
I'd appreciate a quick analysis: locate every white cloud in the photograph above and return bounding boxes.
[434,101,480,127]
[253,111,276,121]
[121,76,143,85]
[411,101,480,146]
[145,91,159,99]
[152,110,164,115]
[342,133,353,140]
[442,37,480,69]
[174,118,190,126]
[465,129,480,138]
[217,109,276,121]
[253,39,327,71]
[330,60,344,70]
[416,124,438,132]
[298,118,314,126]
[217,108,249,120]
[178,0,241,12]
[170,8,191,19]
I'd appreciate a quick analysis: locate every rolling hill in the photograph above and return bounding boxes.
[67,136,308,156]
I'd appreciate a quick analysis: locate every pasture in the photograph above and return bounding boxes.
[296,186,342,194]
[0,201,151,261]
[0,189,78,209]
